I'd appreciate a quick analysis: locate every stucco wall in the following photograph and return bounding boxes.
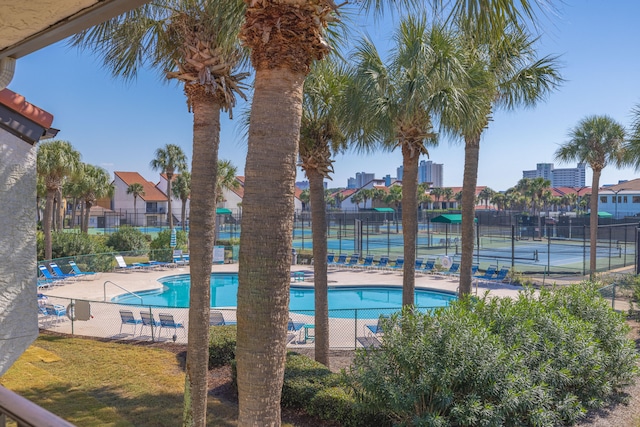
[0,133,38,375]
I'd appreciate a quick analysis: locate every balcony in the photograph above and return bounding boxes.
[0,385,75,426]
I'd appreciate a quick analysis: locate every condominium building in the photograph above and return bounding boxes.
[398,160,444,187]
[522,163,585,188]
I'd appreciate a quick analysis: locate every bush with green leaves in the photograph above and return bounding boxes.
[348,284,638,427]
[208,325,237,368]
[37,231,111,261]
[105,226,150,252]
[150,229,188,261]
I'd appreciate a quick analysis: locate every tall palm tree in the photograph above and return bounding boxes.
[478,187,494,208]
[346,18,468,307]
[555,115,626,276]
[445,24,562,296]
[384,185,403,233]
[126,183,145,227]
[431,187,444,209]
[150,144,188,229]
[298,58,349,367]
[71,2,248,424]
[171,172,191,232]
[442,187,454,209]
[236,1,555,422]
[36,140,81,260]
[77,164,115,233]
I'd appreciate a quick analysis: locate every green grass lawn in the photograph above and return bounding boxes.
[1,334,238,427]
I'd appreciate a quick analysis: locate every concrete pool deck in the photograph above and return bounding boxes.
[37,263,571,347]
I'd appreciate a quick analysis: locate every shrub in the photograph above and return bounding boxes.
[348,285,639,427]
[281,352,342,408]
[307,386,390,427]
[37,230,111,261]
[151,229,188,251]
[105,226,150,252]
[208,325,237,368]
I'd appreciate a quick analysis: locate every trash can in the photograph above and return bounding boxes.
[291,248,297,265]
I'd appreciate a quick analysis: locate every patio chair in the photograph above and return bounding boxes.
[44,303,67,325]
[390,257,404,270]
[475,265,498,282]
[287,317,306,344]
[38,265,68,285]
[486,266,511,284]
[327,253,335,264]
[358,254,375,269]
[345,253,360,268]
[48,262,77,281]
[328,253,347,268]
[420,258,436,274]
[114,255,147,272]
[471,264,479,276]
[139,311,161,337]
[119,309,142,335]
[441,262,460,277]
[210,310,237,326]
[414,258,424,270]
[68,260,96,277]
[365,314,390,338]
[158,313,185,340]
[375,256,390,270]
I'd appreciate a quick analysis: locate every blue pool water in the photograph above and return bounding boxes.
[112,273,457,318]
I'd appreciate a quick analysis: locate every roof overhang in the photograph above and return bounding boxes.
[431,214,477,224]
[0,0,149,60]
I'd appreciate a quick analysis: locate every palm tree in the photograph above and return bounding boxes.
[384,185,403,233]
[298,58,349,367]
[555,115,626,276]
[37,140,81,260]
[442,187,454,210]
[445,24,562,296]
[350,192,363,209]
[216,160,240,204]
[71,2,248,424]
[431,187,444,209]
[346,18,468,307]
[478,187,494,208]
[172,172,191,232]
[236,1,555,422]
[126,183,145,227]
[150,144,188,229]
[491,192,506,213]
[77,164,115,232]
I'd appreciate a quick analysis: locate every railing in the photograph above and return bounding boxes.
[103,281,143,304]
[0,386,75,426]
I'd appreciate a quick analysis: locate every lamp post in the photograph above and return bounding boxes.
[574,186,588,214]
[612,188,625,220]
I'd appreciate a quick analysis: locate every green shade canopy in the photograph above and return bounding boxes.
[373,208,395,213]
[216,208,232,215]
[586,211,613,218]
[431,214,476,224]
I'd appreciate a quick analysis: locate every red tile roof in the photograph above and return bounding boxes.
[0,88,54,129]
[114,171,168,202]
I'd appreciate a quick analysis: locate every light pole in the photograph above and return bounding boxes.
[612,188,625,220]
[574,186,588,214]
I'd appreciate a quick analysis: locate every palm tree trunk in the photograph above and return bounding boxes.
[183,97,220,427]
[459,135,481,296]
[401,146,418,307]
[237,68,304,426]
[167,174,173,229]
[181,200,187,232]
[589,170,601,277]
[44,189,55,260]
[56,188,64,230]
[133,197,138,227]
[308,168,329,367]
[83,201,91,233]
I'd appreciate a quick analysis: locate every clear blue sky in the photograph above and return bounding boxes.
[8,1,640,192]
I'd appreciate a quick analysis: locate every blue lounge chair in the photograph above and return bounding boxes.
[391,257,404,270]
[442,262,460,276]
[45,303,67,325]
[345,253,360,268]
[365,314,389,338]
[329,254,347,268]
[486,266,511,284]
[471,264,479,276]
[421,258,436,274]
[358,255,375,269]
[49,262,77,280]
[38,265,67,284]
[287,317,306,343]
[475,265,498,282]
[376,256,390,270]
[158,313,185,340]
[414,258,424,270]
[210,310,237,326]
[327,253,335,264]
[119,309,142,335]
[139,311,160,337]
[68,260,96,277]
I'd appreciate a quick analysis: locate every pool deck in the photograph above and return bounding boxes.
[37,263,568,347]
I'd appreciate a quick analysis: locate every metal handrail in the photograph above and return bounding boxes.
[0,386,75,426]
[103,281,143,304]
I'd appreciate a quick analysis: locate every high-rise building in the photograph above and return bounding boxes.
[347,177,357,189]
[354,172,375,188]
[396,165,403,181]
[522,163,586,187]
[416,160,444,187]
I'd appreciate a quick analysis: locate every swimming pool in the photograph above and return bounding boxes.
[112,273,457,318]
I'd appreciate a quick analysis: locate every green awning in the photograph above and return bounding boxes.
[586,211,613,218]
[431,214,476,224]
[216,208,232,215]
[373,208,395,213]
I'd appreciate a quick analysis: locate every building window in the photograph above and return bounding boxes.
[600,196,608,203]
[633,196,640,203]
[146,202,157,213]
[623,196,628,203]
